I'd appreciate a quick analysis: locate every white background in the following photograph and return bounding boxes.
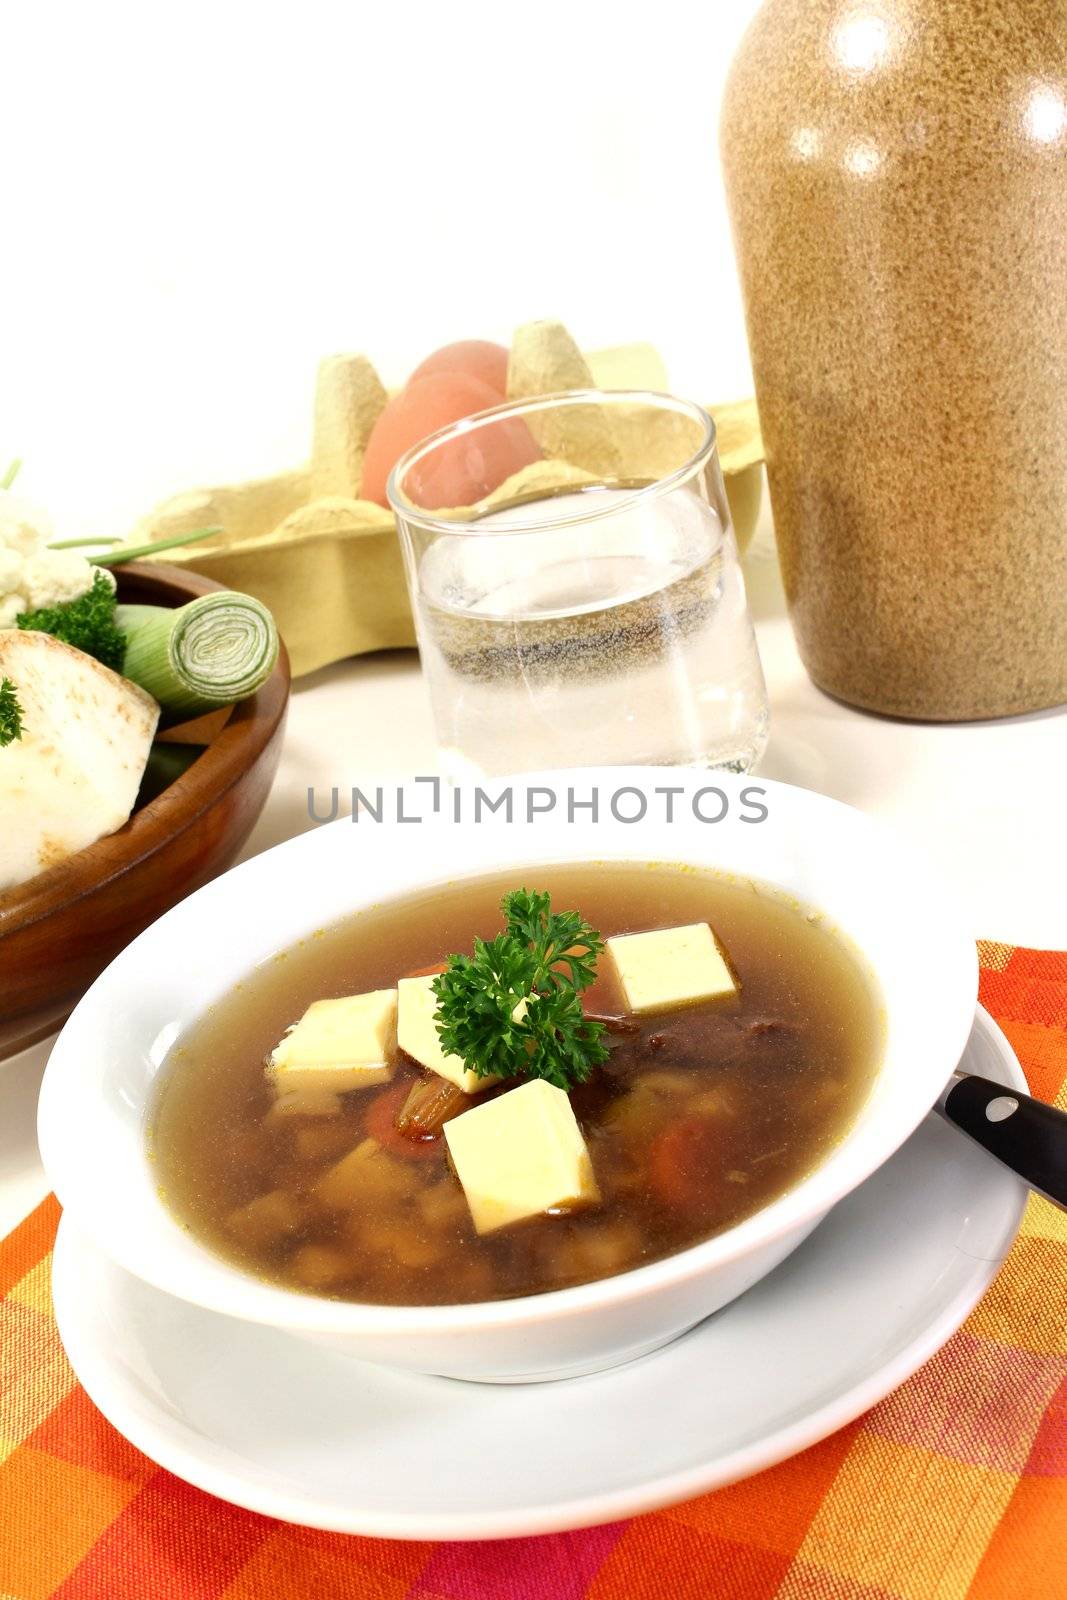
[1,0,762,537]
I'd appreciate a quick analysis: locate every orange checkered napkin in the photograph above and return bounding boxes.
[1,944,1064,1600]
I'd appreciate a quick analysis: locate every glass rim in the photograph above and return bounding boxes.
[385,388,717,536]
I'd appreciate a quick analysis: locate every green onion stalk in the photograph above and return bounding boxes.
[118,591,279,720]
[91,526,222,565]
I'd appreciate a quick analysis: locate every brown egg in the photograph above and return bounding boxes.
[361,372,539,510]
[409,340,510,397]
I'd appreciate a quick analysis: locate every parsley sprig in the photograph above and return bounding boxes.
[0,677,24,746]
[432,889,609,1091]
[17,571,127,672]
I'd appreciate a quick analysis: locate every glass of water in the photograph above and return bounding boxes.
[388,390,768,782]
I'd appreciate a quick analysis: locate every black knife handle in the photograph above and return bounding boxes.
[938,1074,1067,1210]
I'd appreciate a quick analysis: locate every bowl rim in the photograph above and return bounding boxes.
[37,769,979,1340]
[0,560,291,939]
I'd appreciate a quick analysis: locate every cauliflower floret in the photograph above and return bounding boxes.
[0,547,25,596]
[0,493,51,558]
[0,593,27,628]
[0,545,30,629]
[19,550,103,611]
[0,494,114,625]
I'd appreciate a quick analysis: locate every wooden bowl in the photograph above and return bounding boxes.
[0,562,290,1045]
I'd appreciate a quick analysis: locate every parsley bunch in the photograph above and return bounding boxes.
[432,888,609,1091]
[0,677,23,746]
[17,571,127,672]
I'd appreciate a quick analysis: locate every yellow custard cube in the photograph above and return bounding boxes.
[606,922,738,1014]
[444,1079,600,1235]
[397,975,497,1094]
[268,990,397,1108]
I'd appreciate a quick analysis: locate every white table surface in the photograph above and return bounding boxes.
[2,507,1065,1237]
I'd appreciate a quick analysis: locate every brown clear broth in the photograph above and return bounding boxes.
[150,864,883,1304]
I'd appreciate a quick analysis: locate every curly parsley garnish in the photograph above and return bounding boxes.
[432,889,609,1091]
[0,677,24,747]
[17,571,127,672]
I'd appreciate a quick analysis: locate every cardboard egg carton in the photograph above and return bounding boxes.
[134,323,764,677]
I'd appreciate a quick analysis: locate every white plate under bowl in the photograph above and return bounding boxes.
[51,1007,1027,1542]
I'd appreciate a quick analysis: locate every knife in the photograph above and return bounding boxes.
[935,1073,1067,1209]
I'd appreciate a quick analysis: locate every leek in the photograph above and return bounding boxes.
[118,591,279,719]
[47,535,124,549]
[92,526,222,567]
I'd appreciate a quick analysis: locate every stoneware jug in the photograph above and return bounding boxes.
[721,0,1067,719]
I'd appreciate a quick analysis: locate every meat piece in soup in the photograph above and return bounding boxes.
[149,864,882,1304]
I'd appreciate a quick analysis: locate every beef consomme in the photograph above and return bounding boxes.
[150,864,883,1304]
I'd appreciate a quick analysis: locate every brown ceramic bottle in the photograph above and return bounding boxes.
[721,0,1067,718]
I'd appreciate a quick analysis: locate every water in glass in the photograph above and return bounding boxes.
[413,482,768,781]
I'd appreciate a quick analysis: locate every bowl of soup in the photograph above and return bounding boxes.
[38,770,977,1382]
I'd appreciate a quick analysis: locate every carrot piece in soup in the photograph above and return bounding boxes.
[364,1080,440,1158]
[649,1118,723,1211]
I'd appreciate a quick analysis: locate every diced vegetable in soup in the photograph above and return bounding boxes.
[150,864,883,1304]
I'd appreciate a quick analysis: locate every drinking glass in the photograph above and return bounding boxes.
[388,390,769,782]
